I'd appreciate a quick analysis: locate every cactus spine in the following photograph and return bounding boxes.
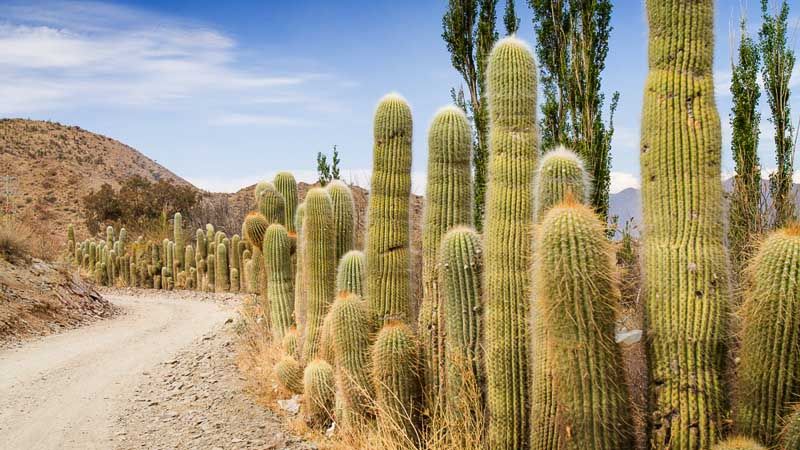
[641,1,731,447]
[710,438,766,450]
[535,202,632,449]
[781,407,800,450]
[275,355,304,394]
[326,180,356,262]
[734,228,800,445]
[301,188,336,362]
[440,227,484,436]
[329,292,374,427]
[336,250,366,297]
[294,202,308,331]
[372,322,420,447]
[257,181,285,225]
[531,147,588,450]
[303,359,336,428]
[419,105,473,410]
[283,327,300,360]
[243,212,269,251]
[483,36,538,449]
[366,93,413,325]
[274,172,299,234]
[263,224,295,339]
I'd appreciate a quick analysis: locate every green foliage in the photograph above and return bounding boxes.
[263,224,295,339]
[734,227,800,446]
[483,36,538,449]
[316,145,341,186]
[366,94,413,326]
[529,0,617,220]
[640,1,731,447]
[535,202,632,449]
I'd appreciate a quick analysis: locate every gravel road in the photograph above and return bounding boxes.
[0,292,307,450]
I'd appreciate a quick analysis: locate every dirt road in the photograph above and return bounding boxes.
[0,292,305,450]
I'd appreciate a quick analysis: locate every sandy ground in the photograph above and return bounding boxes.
[0,291,308,450]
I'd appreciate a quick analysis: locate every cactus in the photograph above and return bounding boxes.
[535,202,632,449]
[530,147,588,450]
[336,250,366,297]
[274,172,299,234]
[282,326,300,360]
[483,36,539,449]
[153,273,161,289]
[256,181,285,226]
[185,245,195,288]
[106,225,114,249]
[215,243,229,292]
[303,359,336,428]
[206,254,216,292]
[173,212,184,271]
[372,322,420,447]
[419,105,473,410]
[329,292,374,427]
[366,93,413,325]
[245,259,257,294]
[67,224,75,245]
[440,227,483,431]
[263,224,295,339]
[243,212,269,251]
[734,227,800,445]
[294,202,308,331]
[781,407,800,449]
[301,188,336,363]
[641,1,731,447]
[231,234,241,290]
[230,268,239,293]
[196,228,207,260]
[275,355,304,395]
[710,437,766,450]
[326,180,356,262]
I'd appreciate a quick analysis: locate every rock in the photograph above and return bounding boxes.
[615,329,643,345]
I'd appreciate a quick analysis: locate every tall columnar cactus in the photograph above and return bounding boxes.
[336,250,366,297]
[535,202,632,449]
[294,202,308,331]
[106,225,114,249]
[174,212,184,271]
[274,171,299,234]
[329,292,374,427]
[215,243,229,292]
[206,254,216,292]
[440,227,484,432]
[711,438,766,450]
[303,359,336,428]
[326,180,356,262]
[301,188,336,362]
[263,224,295,339]
[372,322,420,447]
[366,93,413,325]
[231,234,241,290]
[275,355,304,394]
[734,228,800,445]
[419,105,473,410]
[482,36,538,449]
[781,407,800,450]
[531,146,588,450]
[256,181,285,226]
[641,1,731,447]
[243,212,269,251]
[205,224,215,250]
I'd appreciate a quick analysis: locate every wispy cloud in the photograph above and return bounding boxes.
[209,113,310,127]
[610,171,640,193]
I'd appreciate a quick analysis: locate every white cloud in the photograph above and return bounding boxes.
[0,1,343,115]
[609,172,640,193]
[209,113,310,127]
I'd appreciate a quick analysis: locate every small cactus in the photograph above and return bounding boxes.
[336,250,366,297]
[263,224,295,339]
[243,212,269,250]
[303,359,336,428]
[275,355,304,394]
[711,437,766,450]
[326,180,356,262]
[282,326,300,360]
[257,181,285,225]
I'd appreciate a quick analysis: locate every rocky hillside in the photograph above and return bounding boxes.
[0,119,191,241]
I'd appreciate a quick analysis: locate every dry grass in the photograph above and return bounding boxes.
[0,218,34,260]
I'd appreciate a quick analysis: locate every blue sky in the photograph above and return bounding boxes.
[1,0,798,194]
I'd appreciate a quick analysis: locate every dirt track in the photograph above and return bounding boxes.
[0,292,306,450]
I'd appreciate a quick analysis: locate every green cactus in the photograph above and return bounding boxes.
[196,228,206,260]
[301,188,336,363]
[535,202,633,449]
[274,172,299,234]
[244,259,257,294]
[67,224,75,244]
[336,250,366,297]
[530,147,588,450]
[483,36,539,449]
[372,322,420,447]
[326,180,356,262]
[440,227,484,433]
[319,309,336,364]
[231,234,241,290]
[734,227,800,445]
[303,359,336,428]
[206,254,216,292]
[419,104,474,410]
[263,224,295,339]
[330,292,375,428]
[275,355,304,395]
[185,245,195,288]
[641,1,731,447]
[781,407,800,449]
[205,223,214,248]
[256,181,285,226]
[215,243,229,292]
[173,212,184,271]
[282,326,300,360]
[153,273,161,289]
[106,225,114,249]
[366,93,413,325]
[160,266,168,290]
[294,202,308,332]
[243,212,269,251]
[230,268,239,293]
[710,437,766,450]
